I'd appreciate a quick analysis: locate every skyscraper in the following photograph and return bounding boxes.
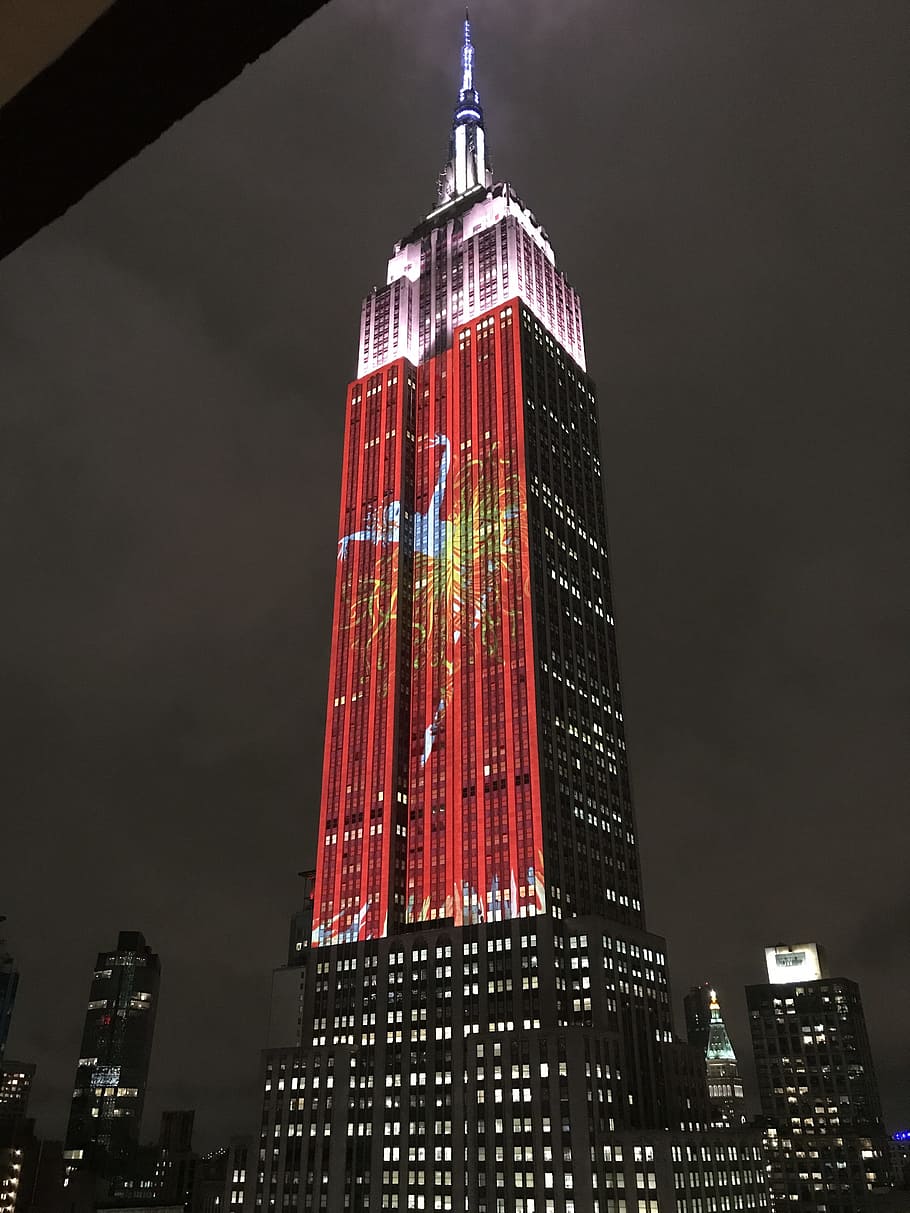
[747,942,888,1211]
[253,19,770,1213]
[63,931,160,1180]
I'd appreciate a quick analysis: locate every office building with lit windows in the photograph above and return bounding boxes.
[249,18,771,1213]
[63,931,160,1180]
[0,1062,34,1129]
[747,943,888,1211]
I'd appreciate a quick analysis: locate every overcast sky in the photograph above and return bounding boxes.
[2,0,907,1147]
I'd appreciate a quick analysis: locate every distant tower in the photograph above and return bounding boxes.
[63,931,160,1179]
[686,984,747,1126]
[247,17,774,1213]
[705,989,746,1125]
[0,918,18,1062]
[747,942,888,1211]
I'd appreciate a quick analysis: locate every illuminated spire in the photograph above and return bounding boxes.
[461,9,475,95]
[436,11,492,208]
[706,989,737,1063]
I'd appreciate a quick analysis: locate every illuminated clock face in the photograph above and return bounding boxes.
[776,952,804,967]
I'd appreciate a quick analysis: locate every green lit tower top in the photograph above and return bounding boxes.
[705,989,746,1125]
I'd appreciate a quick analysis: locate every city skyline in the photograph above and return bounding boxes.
[0,0,907,1149]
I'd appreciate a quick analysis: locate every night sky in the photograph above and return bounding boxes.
[2,0,907,1148]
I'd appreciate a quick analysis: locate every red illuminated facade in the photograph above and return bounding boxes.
[315,358,414,944]
[314,303,549,944]
[312,17,635,948]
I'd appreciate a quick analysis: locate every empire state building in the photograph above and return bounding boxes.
[249,19,770,1213]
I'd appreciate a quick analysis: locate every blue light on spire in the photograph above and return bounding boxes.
[461,10,475,96]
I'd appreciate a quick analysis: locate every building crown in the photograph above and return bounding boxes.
[706,989,738,1063]
[436,11,493,208]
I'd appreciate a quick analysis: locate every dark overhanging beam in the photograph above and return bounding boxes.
[0,0,330,261]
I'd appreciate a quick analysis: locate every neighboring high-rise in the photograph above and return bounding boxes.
[63,931,160,1180]
[0,920,18,1063]
[251,18,771,1213]
[747,942,888,1211]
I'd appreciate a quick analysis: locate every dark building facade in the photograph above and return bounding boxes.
[684,984,713,1057]
[0,923,18,1063]
[63,931,160,1180]
[747,943,889,1211]
[0,1056,56,1213]
[154,1109,197,1208]
[247,18,772,1213]
[108,1110,199,1206]
[0,1131,66,1213]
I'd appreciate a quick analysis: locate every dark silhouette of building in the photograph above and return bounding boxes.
[154,1111,196,1208]
[0,920,18,1062]
[0,1127,66,1213]
[63,931,160,1181]
[285,872,315,968]
[0,1050,65,1213]
[685,983,713,1055]
[191,1148,229,1213]
[242,17,772,1213]
[101,1109,203,1209]
[0,0,331,261]
[222,1137,251,1213]
[747,942,889,1211]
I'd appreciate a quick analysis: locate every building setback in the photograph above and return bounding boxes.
[63,931,160,1180]
[747,942,889,1211]
[248,18,772,1213]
